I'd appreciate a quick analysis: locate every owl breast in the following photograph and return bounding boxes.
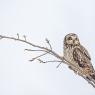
[64,47,74,62]
[64,46,79,67]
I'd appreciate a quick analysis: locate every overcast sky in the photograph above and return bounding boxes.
[0,0,95,95]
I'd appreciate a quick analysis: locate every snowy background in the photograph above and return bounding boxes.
[0,0,95,95]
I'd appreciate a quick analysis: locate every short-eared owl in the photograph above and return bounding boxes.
[64,33,95,83]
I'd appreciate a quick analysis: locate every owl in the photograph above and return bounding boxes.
[63,33,95,83]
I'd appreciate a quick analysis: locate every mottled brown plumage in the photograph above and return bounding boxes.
[64,33,95,83]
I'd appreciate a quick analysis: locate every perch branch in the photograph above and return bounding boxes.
[0,34,65,62]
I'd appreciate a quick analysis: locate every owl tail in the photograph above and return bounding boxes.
[88,72,95,87]
[85,72,95,88]
[90,73,95,80]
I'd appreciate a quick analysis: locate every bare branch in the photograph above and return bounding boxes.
[0,35,64,62]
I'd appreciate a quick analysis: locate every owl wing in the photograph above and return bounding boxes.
[73,46,95,85]
[80,45,91,60]
[73,46,93,69]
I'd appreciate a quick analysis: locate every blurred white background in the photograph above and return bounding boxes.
[0,0,95,95]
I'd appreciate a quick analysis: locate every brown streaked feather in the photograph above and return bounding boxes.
[73,47,94,75]
[73,48,87,68]
[80,45,91,60]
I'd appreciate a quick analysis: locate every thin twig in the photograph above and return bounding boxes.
[25,49,45,52]
[17,33,19,39]
[37,59,62,63]
[23,35,26,41]
[29,52,50,61]
[45,38,52,50]
[56,63,62,68]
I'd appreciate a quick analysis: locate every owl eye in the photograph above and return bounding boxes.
[68,37,72,40]
[75,37,78,40]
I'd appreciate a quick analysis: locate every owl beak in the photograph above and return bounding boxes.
[73,40,75,44]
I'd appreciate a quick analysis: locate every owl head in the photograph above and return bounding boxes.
[64,33,80,47]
